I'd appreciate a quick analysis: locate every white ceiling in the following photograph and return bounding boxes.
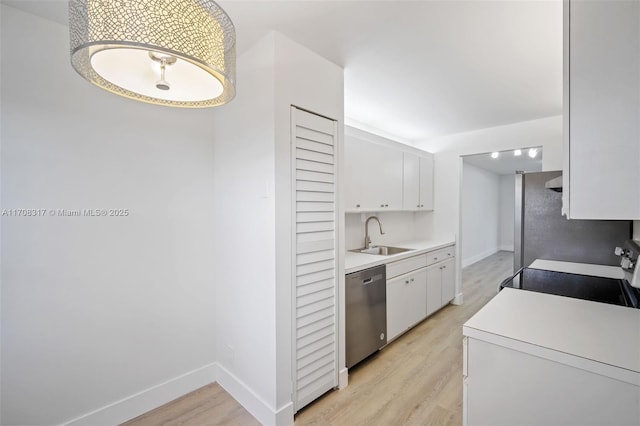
[463,147,543,175]
[2,0,563,146]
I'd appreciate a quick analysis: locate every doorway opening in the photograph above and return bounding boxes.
[460,146,543,279]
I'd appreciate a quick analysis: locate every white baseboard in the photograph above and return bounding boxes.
[462,247,499,268]
[217,364,294,426]
[499,245,514,252]
[338,368,349,389]
[63,362,218,426]
[452,292,464,305]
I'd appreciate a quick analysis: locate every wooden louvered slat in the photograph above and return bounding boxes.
[296,148,334,164]
[296,170,334,184]
[296,269,334,287]
[297,238,334,255]
[296,112,335,135]
[292,107,337,412]
[296,314,334,339]
[297,231,334,244]
[296,306,333,329]
[296,294,333,318]
[296,259,334,276]
[296,361,334,389]
[297,211,334,222]
[296,138,334,155]
[297,249,334,266]
[296,221,334,233]
[297,287,334,309]
[296,181,334,193]
[296,159,334,174]
[297,191,335,203]
[297,278,334,297]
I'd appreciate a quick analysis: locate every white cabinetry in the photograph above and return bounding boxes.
[403,153,434,210]
[564,0,640,219]
[344,136,403,211]
[344,129,434,213]
[385,244,456,341]
[463,288,640,426]
[386,268,427,341]
[426,247,456,316]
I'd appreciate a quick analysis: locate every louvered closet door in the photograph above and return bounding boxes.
[292,107,338,411]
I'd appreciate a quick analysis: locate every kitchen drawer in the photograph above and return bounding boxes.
[427,246,455,266]
[387,254,428,278]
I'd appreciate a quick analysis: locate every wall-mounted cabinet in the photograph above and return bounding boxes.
[344,131,434,213]
[563,0,640,219]
[403,153,434,210]
[344,135,403,211]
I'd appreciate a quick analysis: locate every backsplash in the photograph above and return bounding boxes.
[345,211,434,250]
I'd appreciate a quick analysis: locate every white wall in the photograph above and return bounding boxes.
[461,164,500,267]
[1,6,218,425]
[212,31,343,426]
[499,174,516,251]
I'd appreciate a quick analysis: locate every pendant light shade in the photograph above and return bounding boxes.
[69,0,236,108]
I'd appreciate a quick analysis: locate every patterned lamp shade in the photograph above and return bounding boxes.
[69,0,236,108]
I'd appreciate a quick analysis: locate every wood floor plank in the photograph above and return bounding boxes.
[121,251,513,426]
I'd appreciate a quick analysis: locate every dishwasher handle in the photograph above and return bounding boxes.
[361,274,383,285]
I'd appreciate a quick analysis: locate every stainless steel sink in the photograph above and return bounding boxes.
[349,246,414,256]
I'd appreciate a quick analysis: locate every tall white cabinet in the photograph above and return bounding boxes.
[563,0,640,219]
[292,108,339,411]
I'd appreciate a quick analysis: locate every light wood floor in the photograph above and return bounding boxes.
[123,251,513,426]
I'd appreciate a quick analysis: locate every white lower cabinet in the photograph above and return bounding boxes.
[384,244,456,342]
[463,336,639,426]
[386,268,427,341]
[426,254,456,316]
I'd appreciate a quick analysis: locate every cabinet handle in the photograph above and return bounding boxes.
[356,204,360,208]
[405,280,410,284]
[417,204,420,207]
[434,257,438,261]
[410,278,414,282]
[385,204,389,207]
[381,204,385,207]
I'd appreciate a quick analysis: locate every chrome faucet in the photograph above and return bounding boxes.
[364,216,385,249]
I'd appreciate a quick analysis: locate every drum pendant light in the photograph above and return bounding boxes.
[69,0,236,108]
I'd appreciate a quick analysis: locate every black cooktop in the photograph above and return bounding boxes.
[500,267,639,308]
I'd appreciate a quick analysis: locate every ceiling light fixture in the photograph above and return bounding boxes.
[491,152,499,159]
[69,0,236,108]
[514,149,522,156]
[528,148,538,158]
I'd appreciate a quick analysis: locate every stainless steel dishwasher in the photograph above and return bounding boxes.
[346,264,387,368]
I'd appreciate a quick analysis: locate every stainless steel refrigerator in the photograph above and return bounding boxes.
[514,171,632,271]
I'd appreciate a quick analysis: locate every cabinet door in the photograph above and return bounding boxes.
[402,152,420,209]
[407,268,427,326]
[441,258,456,305]
[386,274,409,341]
[426,264,442,316]
[566,0,640,219]
[419,155,434,210]
[344,136,404,211]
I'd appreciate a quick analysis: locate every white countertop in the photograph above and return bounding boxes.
[344,239,455,274]
[529,259,624,279]
[464,288,640,375]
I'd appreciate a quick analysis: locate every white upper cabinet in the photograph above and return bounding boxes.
[564,0,640,219]
[403,153,434,211]
[345,130,434,213]
[344,136,403,211]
